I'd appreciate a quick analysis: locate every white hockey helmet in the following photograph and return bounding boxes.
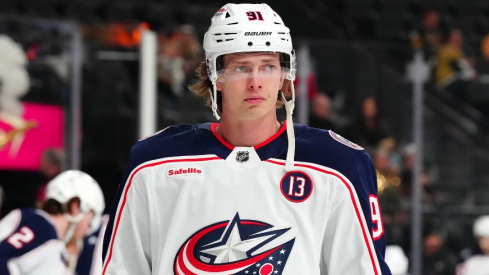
[46,170,105,219]
[474,215,489,238]
[204,3,296,83]
[203,3,296,120]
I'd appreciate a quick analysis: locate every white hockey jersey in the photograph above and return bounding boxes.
[0,208,72,275]
[102,123,392,275]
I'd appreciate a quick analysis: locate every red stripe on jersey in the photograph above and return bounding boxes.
[210,121,287,150]
[265,159,380,275]
[102,156,222,275]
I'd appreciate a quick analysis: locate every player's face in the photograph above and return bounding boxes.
[216,52,284,121]
[479,236,489,253]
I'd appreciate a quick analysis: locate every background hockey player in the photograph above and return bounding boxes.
[64,175,106,275]
[72,212,108,274]
[102,3,392,274]
[0,170,104,275]
[457,215,489,275]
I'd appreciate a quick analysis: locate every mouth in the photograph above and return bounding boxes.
[244,97,265,104]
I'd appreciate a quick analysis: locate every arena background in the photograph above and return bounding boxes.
[1,0,489,274]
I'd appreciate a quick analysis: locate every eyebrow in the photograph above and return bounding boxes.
[228,58,280,66]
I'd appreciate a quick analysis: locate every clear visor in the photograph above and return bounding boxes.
[216,65,289,83]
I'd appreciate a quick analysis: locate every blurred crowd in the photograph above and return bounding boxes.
[156,24,201,126]
[307,88,489,275]
[409,8,478,103]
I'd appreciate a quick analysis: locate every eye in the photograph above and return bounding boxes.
[263,65,277,71]
[233,66,248,72]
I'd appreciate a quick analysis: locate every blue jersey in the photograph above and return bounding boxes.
[0,208,71,275]
[102,123,392,274]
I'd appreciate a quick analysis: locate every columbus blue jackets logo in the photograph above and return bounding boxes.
[174,213,295,274]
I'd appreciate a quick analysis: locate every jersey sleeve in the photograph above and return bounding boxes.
[102,165,152,275]
[347,154,391,275]
[5,240,72,275]
[320,177,381,274]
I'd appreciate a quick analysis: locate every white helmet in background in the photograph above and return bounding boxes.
[474,215,489,238]
[46,170,105,216]
[46,170,105,240]
[203,3,296,119]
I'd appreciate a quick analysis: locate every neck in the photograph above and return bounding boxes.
[50,214,70,240]
[216,116,281,147]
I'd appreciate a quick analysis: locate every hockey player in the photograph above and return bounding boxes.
[73,214,108,275]
[66,178,106,275]
[102,3,392,274]
[457,215,489,275]
[0,170,104,275]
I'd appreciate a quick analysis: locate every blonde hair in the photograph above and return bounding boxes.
[188,61,293,113]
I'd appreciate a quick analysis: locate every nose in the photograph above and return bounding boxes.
[248,70,262,89]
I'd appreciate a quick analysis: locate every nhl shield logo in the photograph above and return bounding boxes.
[236,151,249,163]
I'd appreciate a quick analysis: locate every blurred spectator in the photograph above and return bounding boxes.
[344,96,391,154]
[400,144,437,204]
[435,28,477,100]
[35,148,64,208]
[157,24,202,125]
[308,92,338,131]
[380,137,402,174]
[480,34,489,60]
[410,8,444,63]
[456,215,489,275]
[422,228,457,275]
[374,147,399,184]
[374,146,402,208]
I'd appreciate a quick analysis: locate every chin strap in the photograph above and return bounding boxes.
[281,84,296,172]
[209,83,221,120]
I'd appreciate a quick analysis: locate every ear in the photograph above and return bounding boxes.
[278,77,284,91]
